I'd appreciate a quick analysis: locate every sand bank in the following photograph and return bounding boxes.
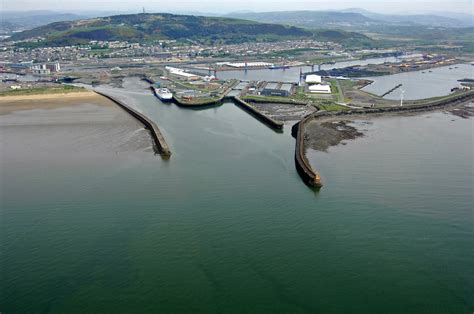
[0,91,113,115]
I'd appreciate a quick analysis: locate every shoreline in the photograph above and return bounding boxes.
[0,91,113,115]
[0,91,97,102]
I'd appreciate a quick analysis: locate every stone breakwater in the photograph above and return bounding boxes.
[95,91,171,158]
[292,117,323,188]
[320,91,474,118]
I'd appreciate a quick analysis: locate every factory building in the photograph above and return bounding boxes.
[308,84,331,94]
[305,74,322,84]
[261,82,294,97]
[166,66,201,81]
[30,62,61,75]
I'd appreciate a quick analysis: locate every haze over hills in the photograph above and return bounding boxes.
[226,10,474,29]
[338,8,473,28]
[223,10,474,52]
[1,11,88,32]
[6,13,375,47]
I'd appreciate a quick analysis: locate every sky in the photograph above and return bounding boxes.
[2,0,473,14]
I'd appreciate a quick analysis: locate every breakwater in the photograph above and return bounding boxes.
[233,97,284,131]
[292,116,323,188]
[336,90,474,118]
[94,91,172,158]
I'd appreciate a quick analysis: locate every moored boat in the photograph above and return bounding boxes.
[153,87,173,101]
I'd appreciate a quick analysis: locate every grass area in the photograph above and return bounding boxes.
[175,96,222,106]
[0,85,85,97]
[243,94,306,104]
[316,101,348,111]
[408,90,472,104]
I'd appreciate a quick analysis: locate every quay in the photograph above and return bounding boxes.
[94,90,172,158]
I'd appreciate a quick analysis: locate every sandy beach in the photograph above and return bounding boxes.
[0,90,152,155]
[0,91,113,115]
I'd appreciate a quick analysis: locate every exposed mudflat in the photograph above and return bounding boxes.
[449,102,474,119]
[304,119,365,152]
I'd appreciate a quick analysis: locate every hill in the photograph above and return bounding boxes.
[8,13,315,46]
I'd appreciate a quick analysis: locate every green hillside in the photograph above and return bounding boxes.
[8,13,374,47]
[9,13,313,45]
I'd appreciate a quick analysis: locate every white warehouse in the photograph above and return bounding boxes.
[305,74,322,84]
[308,84,331,94]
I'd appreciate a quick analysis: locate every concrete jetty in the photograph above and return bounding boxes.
[233,97,284,131]
[94,91,171,158]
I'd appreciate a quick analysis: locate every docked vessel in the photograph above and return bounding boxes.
[153,87,173,101]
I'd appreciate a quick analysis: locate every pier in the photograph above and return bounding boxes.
[94,91,172,158]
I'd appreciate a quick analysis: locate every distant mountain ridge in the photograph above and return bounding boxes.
[227,10,474,29]
[340,8,473,28]
[2,11,88,30]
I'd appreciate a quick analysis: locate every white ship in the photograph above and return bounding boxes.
[153,87,173,101]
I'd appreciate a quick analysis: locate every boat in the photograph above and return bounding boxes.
[153,87,173,101]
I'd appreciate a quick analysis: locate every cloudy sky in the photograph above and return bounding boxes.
[2,0,472,14]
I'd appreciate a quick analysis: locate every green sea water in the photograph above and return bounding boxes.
[1,80,473,313]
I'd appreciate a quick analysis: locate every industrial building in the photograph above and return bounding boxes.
[29,62,61,75]
[261,82,294,97]
[166,66,201,81]
[305,74,322,84]
[308,84,331,94]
